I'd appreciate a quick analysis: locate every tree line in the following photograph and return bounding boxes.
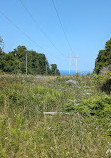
[0,44,60,75]
[94,38,111,74]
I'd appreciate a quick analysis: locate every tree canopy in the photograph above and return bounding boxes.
[94,38,111,74]
[0,45,60,75]
[51,64,60,75]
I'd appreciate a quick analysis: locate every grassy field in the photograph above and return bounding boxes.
[0,73,111,158]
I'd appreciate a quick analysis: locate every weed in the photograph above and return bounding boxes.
[0,73,110,157]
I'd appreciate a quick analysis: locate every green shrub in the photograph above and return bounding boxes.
[65,96,111,118]
[101,78,111,94]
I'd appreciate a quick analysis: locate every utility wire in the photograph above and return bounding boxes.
[19,0,65,58]
[51,0,73,53]
[0,10,59,64]
[0,10,65,70]
[0,10,46,52]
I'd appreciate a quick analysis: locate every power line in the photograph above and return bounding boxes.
[19,0,70,71]
[51,0,73,53]
[0,9,65,71]
[0,10,60,66]
[0,10,46,52]
[19,0,65,58]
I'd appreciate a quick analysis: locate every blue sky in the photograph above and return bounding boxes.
[0,0,111,72]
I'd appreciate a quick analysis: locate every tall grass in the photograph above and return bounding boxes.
[0,74,110,157]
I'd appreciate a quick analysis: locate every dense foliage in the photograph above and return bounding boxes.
[0,45,60,75]
[94,38,111,74]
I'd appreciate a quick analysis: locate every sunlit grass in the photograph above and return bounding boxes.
[0,73,111,157]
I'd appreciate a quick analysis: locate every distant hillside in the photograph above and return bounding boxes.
[94,38,111,74]
[0,45,60,75]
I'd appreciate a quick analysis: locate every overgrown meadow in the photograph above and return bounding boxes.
[0,73,111,157]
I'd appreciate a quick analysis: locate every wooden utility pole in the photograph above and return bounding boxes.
[26,52,27,75]
[55,69,57,76]
[46,63,47,76]
[73,57,80,74]
[68,55,80,75]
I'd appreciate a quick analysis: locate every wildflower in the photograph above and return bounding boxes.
[106,149,111,154]
[47,127,51,130]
